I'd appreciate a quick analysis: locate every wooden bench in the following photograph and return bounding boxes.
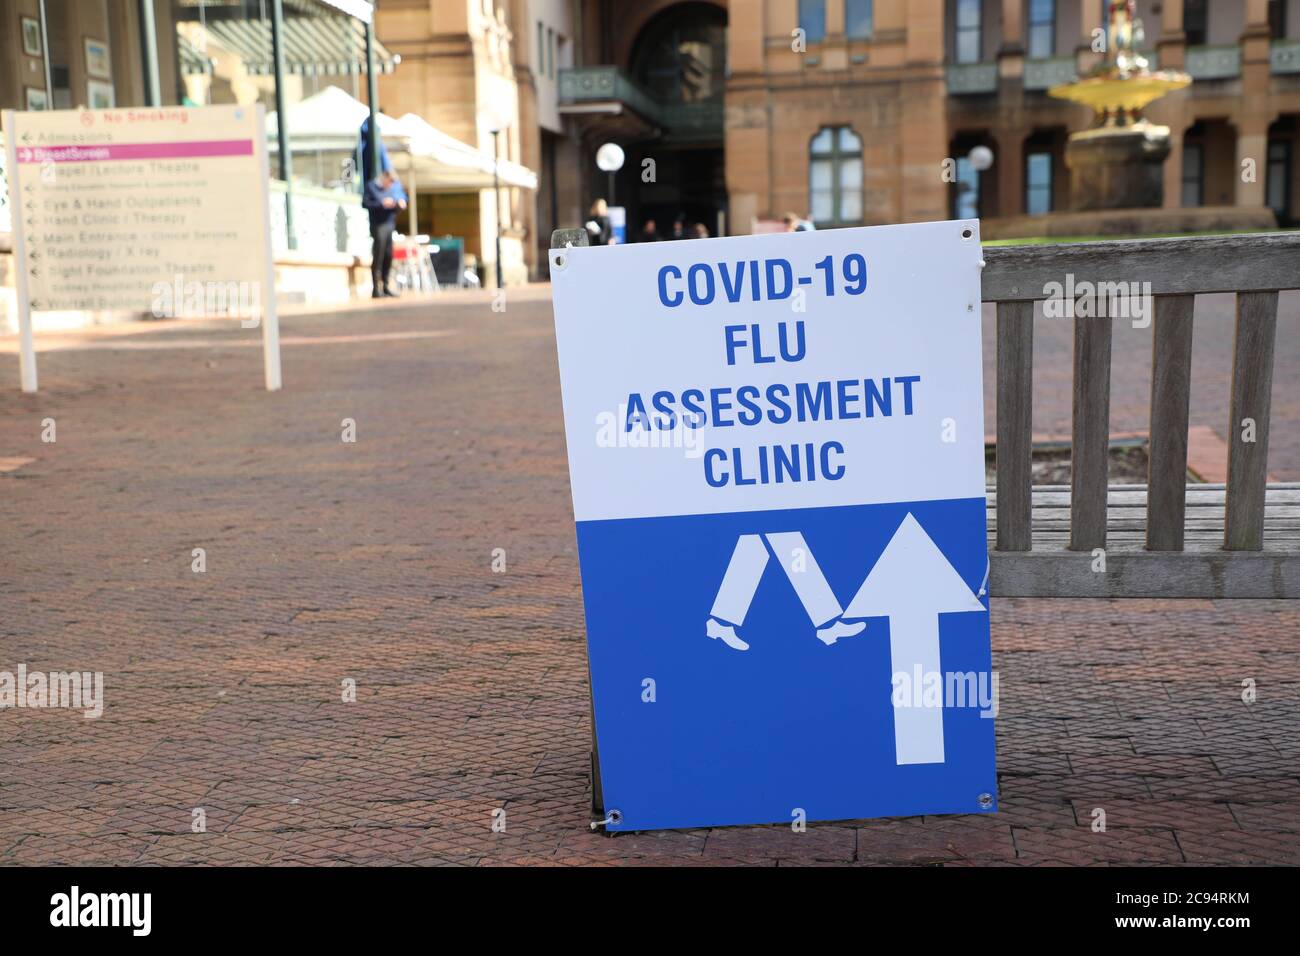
[983,233,1299,598]
[551,228,1299,599]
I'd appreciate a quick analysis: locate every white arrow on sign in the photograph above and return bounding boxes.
[843,513,986,765]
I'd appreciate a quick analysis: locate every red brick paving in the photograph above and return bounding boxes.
[979,290,1300,480]
[0,288,1297,865]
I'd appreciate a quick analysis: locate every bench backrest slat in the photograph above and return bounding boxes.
[1225,290,1280,551]
[982,233,1300,301]
[1070,313,1113,550]
[1146,294,1196,551]
[995,300,1034,552]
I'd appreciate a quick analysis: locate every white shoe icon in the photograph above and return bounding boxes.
[706,616,750,651]
[815,618,867,646]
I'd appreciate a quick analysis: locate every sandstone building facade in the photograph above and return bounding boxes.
[438,0,1300,275]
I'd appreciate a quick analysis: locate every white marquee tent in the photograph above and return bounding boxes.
[266,86,537,231]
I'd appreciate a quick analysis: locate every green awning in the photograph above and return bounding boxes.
[178,34,214,76]
[179,14,396,78]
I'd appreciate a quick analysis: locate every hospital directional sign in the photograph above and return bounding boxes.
[550,220,996,832]
[1,104,282,393]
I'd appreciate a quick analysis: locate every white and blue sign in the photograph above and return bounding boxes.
[608,205,627,245]
[550,220,996,832]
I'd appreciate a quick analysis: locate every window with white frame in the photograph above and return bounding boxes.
[1184,0,1208,46]
[1267,139,1291,219]
[1028,0,1055,58]
[1025,151,1053,214]
[1181,143,1204,206]
[846,0,873,39]
[799,0,827,43]
[955,0,982,63]
[810,126,863,226]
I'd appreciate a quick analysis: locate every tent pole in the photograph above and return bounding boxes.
[365,19,380,180]
[410,170,418,236]
[38,1,53,103]
[271,0,295,250]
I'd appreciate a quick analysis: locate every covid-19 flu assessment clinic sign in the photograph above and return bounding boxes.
[551,220,997,832]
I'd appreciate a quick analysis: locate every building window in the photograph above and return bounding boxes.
[1269,0,1286,39]
[1025,151,1053,214]
[1267,139,1291,220]
[1184,0,1208,46]
[547,27,555,78]
[537,21,544,75]
[810,126,863,226]
[955,0,982,64]
[1028,0,1055,58]
[1181,143,1204,207]
[799,0,827,44]
[846,0,873,39]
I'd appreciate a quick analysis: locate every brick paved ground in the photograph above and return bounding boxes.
[0,288,1297,865]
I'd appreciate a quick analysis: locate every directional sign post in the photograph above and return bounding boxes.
[551,220,996,832]
[2,105,280,392]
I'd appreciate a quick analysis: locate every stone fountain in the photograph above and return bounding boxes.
[1049,0,1190,210]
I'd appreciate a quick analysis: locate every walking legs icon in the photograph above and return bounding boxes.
[704,513,988,765]
[705,531,867,651]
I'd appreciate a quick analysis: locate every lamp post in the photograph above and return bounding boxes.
[596,142,625,206]
[491,128,503,289]
[139,0,161,106]
[364,15,380,183]
[480,106,509,289]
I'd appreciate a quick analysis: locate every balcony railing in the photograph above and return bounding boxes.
[558,66,722,140]
[1024,55,1077,91]
[1271,38,1300,74]
[659,102,725,134]
[559,67,662,121]
[1186,44,1241,80]
[946,61,998,95]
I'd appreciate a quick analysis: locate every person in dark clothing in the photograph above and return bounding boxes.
[362,170,406,297]
[358,114,391,184]
[670,217,687,240]
[586,198,613,245]
[639,218,660,242]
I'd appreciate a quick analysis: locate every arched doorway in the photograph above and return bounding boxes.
[619,2,727,239]
[1267,115,1297,226]
[630,3,726,106]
